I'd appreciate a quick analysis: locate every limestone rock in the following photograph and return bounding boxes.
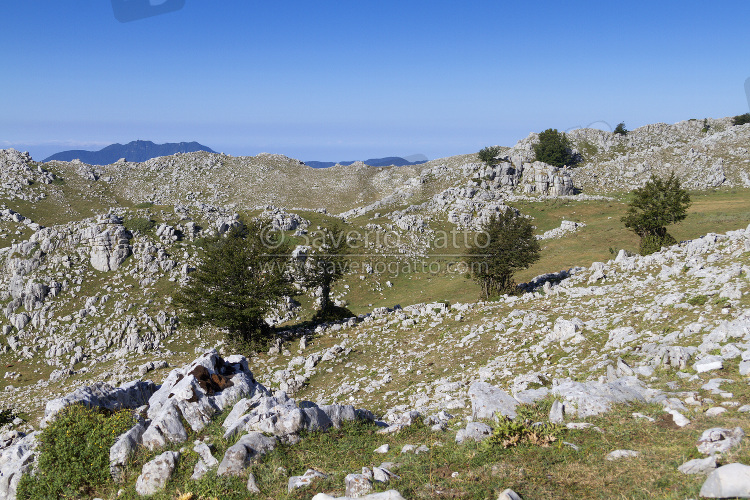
[696,427,745,455]
[456,422,493,443]
[498,489,523,500]
[345,473,374,497]
[135,451,179,496]
[678,455,717,475]
[699,463,750,498]
[288,468,327,493]
[468,382,519,420]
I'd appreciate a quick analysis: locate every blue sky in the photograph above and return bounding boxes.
[2,1,750,162]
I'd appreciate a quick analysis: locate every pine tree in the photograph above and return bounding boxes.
[174,221,295,350]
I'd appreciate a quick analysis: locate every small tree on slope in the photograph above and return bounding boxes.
[621,173,691,255]
[466,209,541,298]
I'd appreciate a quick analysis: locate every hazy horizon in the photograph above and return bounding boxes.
[3,1,750,162]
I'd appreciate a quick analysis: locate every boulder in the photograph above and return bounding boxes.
[468,382,519,420]
[678,455,717,475]
[699,463,750,498]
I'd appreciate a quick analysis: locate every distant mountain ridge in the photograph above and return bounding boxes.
[305,156,428,169]
[44,140,216,165]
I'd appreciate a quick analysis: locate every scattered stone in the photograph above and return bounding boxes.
[694,355,724,373]
[705,407,727,417]
[345,473,374,497]
[374,444,390,454]
[497,489,523,500]
[311,490,406,500]
[678,455,718,475]
[606,450,639,461]
[456,422,493,443]
[288,469,328,493]
[468,382,519,420]
[247,472,260,493]
[549,400,564,423]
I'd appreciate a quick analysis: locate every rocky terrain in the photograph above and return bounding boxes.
[0,115,749,499]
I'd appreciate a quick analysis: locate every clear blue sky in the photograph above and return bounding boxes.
[2,1,750,162]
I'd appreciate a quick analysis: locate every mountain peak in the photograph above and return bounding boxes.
[43,140,216,165]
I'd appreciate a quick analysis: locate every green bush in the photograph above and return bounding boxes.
[134,201,154,209]
[687,295,708,306]
[17,404,135,499]
[0,408,17,426]
[477,146,502,166]
[465,209,541,298]
[124,217,156,234]
[613,122,628,136]
[533,129,576,167]
[485,414,562,449]
[701,118,710,133]
[732,113,750,126]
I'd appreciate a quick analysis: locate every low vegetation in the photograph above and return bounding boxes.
[17,404,135,499]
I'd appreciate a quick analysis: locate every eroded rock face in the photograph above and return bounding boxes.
[84,217,132,272]
[41,379,158,428]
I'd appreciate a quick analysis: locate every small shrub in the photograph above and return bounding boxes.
[134,201,154,209]
[687,295,708,306]
[16,404,135,499]
[0,409,17,426]
[125,217,156,234]
[732,113,750,126]
[485,414,562,449]
[701,118,710,133]
[613,122,628,136]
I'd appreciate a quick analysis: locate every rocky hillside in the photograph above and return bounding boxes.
[0,114,749,499]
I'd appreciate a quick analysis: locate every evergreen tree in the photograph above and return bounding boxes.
[533,128,576,167]
[466,209,541,297]
[613,122,628,136]
[621,173,691,255]
[174,221,295,350]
